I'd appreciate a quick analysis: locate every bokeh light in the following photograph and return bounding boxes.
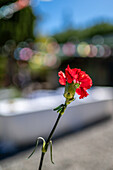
[19,47,33,61]
[103,45,111,57]
[14,47,22,60]
[18,41,29,48]
[17,0,30,9]
[92,35,104,45]
[2,40,16,56]
[96,45,105,57]
[88,45,98,57]
[46,41,60,54]
[44,54,57,67]
[29,52,44,69]
[0,5,14,19]
[77,42,90,57]
[0,0,29,20]
[62,42,75,56]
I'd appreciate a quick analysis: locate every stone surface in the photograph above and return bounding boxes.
[1,116,113,170]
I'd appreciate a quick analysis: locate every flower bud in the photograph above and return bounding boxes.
[64,82,79,99]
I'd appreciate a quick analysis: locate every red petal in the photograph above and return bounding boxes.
[58,71,66,85]
[78,71,92,89]
[65,65,73,83]
[76,87,89,99]
[72,68,80,79]
[65,65,81,83]
[65,70,73,83]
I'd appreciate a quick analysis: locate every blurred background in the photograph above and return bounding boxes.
[0,0,113,163]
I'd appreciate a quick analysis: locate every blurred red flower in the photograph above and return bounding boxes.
[17,0,29,9]
[58,65,92,99]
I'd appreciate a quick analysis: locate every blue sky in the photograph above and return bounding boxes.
[31,0,113,35]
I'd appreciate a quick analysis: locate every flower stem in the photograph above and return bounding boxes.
[38,152,45,170]
[38,113,62,170]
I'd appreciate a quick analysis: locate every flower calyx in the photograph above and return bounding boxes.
[64,82,80,101]
[54,103,67,115]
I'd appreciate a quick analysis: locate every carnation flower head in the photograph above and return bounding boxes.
[58,65,92,99]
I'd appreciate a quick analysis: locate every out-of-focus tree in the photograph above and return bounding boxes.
[0,0,16,6]
[53,23,113,43]
[0,0,36,87]
[0,0,35,45]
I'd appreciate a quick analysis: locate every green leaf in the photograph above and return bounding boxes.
[27,137,46,159]
[53,104,63,111]
[50,140,54,164]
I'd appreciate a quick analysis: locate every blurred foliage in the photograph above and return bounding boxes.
[0,56,7,87]
[53,23,113,43]
[0,0,16,7]
[0,1,36,46]
[0,0,36,88]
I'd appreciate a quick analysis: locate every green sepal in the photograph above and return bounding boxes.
[75,83,80,89]
[53,104,64,111]
[59,106,66,115]
[54,104,67,115]
[27,137,46,159]
[42,138,46,153]
[50,140,54,164]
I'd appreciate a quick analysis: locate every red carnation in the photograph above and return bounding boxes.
[58,65,92,99]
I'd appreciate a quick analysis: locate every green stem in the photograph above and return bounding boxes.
[46,114,62,146]
[38,113,62,170]
[38,152,45,170]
